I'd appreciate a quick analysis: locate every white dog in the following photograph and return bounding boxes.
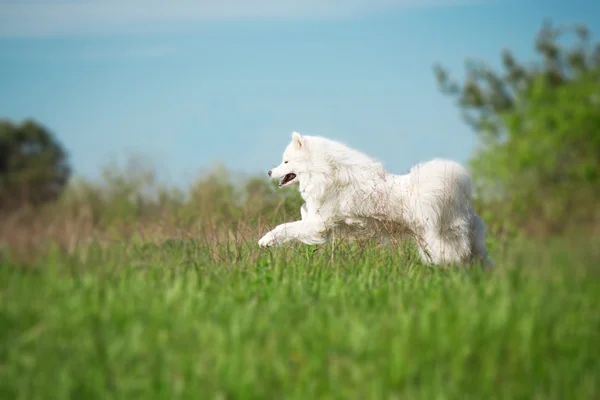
[258,131,492,266]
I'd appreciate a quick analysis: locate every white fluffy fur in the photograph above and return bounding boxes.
[258,131,492,266]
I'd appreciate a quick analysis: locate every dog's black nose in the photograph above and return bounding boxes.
[268,170,272,177]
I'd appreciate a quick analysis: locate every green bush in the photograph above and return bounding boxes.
[435,21,600,235]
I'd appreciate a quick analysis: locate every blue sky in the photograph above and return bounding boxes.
[1,0,598,186]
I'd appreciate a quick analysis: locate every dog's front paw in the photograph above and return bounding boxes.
[258,231,278,248]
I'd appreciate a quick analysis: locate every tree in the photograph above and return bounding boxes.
[433,21,600,234]
[0,119,71,211]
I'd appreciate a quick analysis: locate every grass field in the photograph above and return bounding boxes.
[1,237,599,399]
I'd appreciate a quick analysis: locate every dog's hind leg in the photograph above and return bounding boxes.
[416,222,471,265]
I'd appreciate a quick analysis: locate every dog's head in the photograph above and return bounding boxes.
[268,131,310,188]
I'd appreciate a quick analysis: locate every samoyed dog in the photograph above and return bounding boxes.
[258,131,492,266]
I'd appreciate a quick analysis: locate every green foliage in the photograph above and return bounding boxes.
[434,21,600,234]
[56,158,302,232]
[1,238,599,398]
[0,119,71,211]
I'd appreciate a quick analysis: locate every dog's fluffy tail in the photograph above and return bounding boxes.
[471,213,493,268]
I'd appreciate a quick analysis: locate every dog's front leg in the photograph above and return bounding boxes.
[258,220,327,248]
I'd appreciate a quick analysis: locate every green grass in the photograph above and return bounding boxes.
[1,238,599,399]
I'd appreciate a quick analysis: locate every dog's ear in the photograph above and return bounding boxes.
[291,131,304,149]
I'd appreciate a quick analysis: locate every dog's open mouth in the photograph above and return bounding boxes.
[279,173,297,187]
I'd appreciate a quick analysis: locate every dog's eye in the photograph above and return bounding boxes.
[284,161,289,164]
